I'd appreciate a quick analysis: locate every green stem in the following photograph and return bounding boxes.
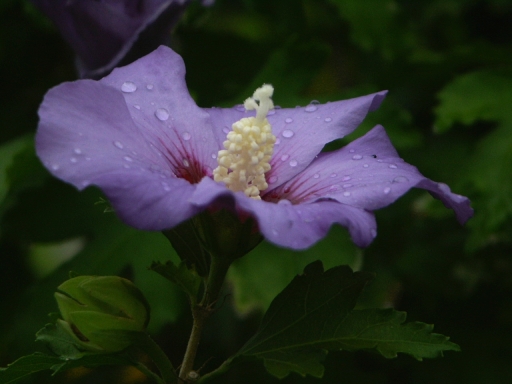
[196,358,233,383]
[179,256,231,381]
[135,333,178,384]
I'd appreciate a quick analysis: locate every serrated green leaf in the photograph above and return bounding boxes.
[325,308,460,360]
[435,69,512,133]
[0,353,63,383]
[149,260,202,304]
[237,261,373,378]
[0,352,131,383]
[236,262,457,379]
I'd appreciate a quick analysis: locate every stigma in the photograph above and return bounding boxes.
[213,84,276,199]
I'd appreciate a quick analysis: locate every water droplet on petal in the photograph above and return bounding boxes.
[305,105,317,112]
[183,159,190,167]
[236,104,245,112]
[285,117,293,123]
[268,175,278,183]
[74,148,82,154]
[384,187,391,194]
[51,164,59,171]
[121,81,137,93]
[343,191,351,197]
[343,183,352,188]
[124,156,133,162]
[281,154,289,161]
[70,157,78,163]
[289,160,298,167]
[275,138,281,145]
[114,141,124,149]
[330,185,339,191]
[349,149,355,153]
[363,164,369,168]
[324,117,332,122]
[211,153,217,159]
[155,108,169,121]
[278,199,292,205]
[134,104,141,110]
[389,164,397,169]
[223,127,230,134]
[313,173,320,179]
[393,176,409,183]
[330,173,337,178]
[282,129,294,138]
[182,132,191,141]
[146,84,154,90]
[342,176,351,181]
[352,154,362,160]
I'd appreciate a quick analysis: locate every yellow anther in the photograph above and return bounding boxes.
[213,84,276,199]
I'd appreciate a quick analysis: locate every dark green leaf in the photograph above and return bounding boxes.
[0,352,131,383]
[237,261,373,378]
[236,262,458,378]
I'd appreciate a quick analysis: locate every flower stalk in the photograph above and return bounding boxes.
[179,255,231,381]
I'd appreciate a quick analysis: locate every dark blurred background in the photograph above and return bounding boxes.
[1,0,512,382]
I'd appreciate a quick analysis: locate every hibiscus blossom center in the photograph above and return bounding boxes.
[213,84,276,199]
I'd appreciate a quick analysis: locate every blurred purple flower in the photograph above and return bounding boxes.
[36,46,472,250]
[31,0,204,79]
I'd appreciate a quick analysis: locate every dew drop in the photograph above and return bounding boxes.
[124,156,133,162]
[393,176,409,183]
[311,100,320,105]
[349,149,355,153]
[352,154,363,160]
[183,159,190,167]
[268,175,278,184]
[324,117,332,122]
[330,173,337,178]
[384,187,391,194]
[313,173,320,179]
[182,132,191,141]
[343,183,352,188]
[51,164,59,171]
[146,84,154,90]
[342,176,351,181]
[363,163,369,168]
[121,81,137,93]
[133,105,141,110]
[223,127,230,134]
[330,185,339,191]
[211,153,217,159]
[282,129,294,138]
[281,154,289,161]
[114,141,124,149]
[305,105,317,112]
[278,199,292,206]
[343,191,351,197]
[236,104,245,112]
[389,164,397,169]
[70,157,78,163]
[289,160,298,167]
[155,108,170,121]
[74,148,82,154]
[275,138,281,145]
[285,117,293,123]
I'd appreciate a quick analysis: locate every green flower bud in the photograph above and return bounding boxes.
[54,275,150,352]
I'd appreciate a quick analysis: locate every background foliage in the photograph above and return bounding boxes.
[1,0,511,382]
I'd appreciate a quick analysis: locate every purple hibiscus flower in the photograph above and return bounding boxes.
[31,0,206,79]
[35,46,472,250]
